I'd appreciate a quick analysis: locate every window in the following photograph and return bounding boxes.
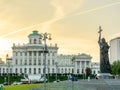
[15,68,18,74]
[6,68,8,73]
[25,52,27,56]
[38,59,41,65]
[10,68,12,73]
[61,68,63,73]
[34,39,36,44]
[52,60,54,65]
[24,68,27,74]
[15,59,18,65]
[48,60,50,65]
[87,61,89,65]
[65,68,67,73]
[34,59,36,65]
[38,51,41,56]
[29,68,31,74]
[20,68,22,73]
[29,59,32,65]
[34,51,36,56]
[24,60,27,65]
[29,51,32,56]
[52,68,54,73]
[38,68,41,74]
[34,68,36,74]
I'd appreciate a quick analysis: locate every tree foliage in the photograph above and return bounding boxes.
[111,60,120,75]
[85,67,91,77]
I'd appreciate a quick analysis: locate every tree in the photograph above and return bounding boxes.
[85,67,91,77]
[111,60,120,75]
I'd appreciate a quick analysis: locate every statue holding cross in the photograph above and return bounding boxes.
[98,26,111,73]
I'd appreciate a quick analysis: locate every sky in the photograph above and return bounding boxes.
[0,0,120,62]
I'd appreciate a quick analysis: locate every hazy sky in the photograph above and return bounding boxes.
[0,0,120,62]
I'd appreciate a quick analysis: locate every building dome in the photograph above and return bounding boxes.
[28,30,42,44]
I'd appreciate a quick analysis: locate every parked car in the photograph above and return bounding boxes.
[3,82,8,85]
[12,81,22,85]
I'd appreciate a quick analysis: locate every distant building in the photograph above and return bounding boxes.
[57,53,92,74]
[91,62,100,75]
[0,30,99,76]
[110,37,120,64]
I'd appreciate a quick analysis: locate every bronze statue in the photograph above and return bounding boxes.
[98,26,111,73]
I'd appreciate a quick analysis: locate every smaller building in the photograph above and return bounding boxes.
[110,37,120,64]
[91,62,100,75]
[57,53,92,75]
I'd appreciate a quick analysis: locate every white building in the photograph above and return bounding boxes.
[57,53,92,75]
[0,30,99,76]
[91,62,100,75]
[110,37,120,64]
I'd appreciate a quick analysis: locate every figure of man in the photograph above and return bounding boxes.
[98,26,111,73]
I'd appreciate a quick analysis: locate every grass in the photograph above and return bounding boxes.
[4,84,43,90]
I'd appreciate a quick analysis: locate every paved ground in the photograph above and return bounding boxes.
[31,79,120,90]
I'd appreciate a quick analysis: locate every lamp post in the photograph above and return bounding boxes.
[55,62,58,82]
[71,56,75,90]
[41,32,51,90]
[6,54,10,85]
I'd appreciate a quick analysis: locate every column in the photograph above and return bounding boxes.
[74,61,77,74]
[80,61,82,74]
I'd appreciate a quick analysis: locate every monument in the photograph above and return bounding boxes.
[98,26,111,74]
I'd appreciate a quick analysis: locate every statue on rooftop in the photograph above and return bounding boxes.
[98,26,111,73]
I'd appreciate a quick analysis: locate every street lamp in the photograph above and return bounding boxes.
[41,32,51,90]
[6,54,10,85]
[55,62,58,82]
[71,56,75,90]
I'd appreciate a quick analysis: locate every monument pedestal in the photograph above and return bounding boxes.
[96,73,113,79]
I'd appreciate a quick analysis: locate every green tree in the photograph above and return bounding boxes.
[85,67,91,77]
[112,60,120,75]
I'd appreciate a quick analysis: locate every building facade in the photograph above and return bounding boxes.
[91,62,100,75]
[110,37,120,64]
[0,30,99,76]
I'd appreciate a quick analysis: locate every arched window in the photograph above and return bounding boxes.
[20,68,22,73]
[34,68,36,74]
[24,68,27,74]
[29,68,31,74]
[38,68,41,74]
[15,68,18,74]
[34,39,37,44]
[52,68,54,73]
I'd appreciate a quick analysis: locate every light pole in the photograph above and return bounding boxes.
[6,54,10,85]
[71,56,75,90]
[55,62,58,82]
[41,32,51,90]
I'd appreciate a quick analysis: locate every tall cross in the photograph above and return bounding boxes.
[98,26,102,34]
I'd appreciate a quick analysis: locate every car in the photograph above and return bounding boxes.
[12,81,22,85]
[3,82,8,85]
